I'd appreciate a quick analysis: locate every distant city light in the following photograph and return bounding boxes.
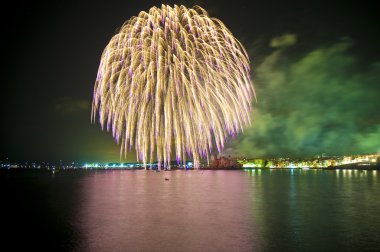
[0,154,378,170]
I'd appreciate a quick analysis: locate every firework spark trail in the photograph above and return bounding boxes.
[92,5,254,169]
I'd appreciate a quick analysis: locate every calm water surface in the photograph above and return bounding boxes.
[1,169,379,251]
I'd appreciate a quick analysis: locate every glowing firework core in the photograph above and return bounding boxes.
[92,5,254,169]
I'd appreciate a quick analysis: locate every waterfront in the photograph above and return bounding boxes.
[1,169,379,251]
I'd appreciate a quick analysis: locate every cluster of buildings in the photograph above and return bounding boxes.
[238,154,380,169]
[207,155,243,169]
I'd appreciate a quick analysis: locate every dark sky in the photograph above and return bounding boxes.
[2,0,379,163]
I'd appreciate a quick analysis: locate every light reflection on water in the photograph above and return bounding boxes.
[75,171,256,251]
[2,169,378,251]
[71,169,380,251]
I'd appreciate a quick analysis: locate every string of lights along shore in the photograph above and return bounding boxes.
[92,5,254,169]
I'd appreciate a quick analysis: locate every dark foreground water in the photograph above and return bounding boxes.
[1,169,379,251]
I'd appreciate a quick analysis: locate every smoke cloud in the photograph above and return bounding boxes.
[224,37,380,157]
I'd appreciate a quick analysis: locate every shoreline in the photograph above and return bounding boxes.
[1,164,380,172]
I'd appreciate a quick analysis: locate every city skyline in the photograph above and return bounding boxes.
[2,153,379,169]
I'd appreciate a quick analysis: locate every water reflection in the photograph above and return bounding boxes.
[2,169,378,251]
[75,171,258,251]
[71,170,379,251]
[244,169,379,251]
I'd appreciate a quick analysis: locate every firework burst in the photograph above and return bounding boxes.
[92,5,254,169]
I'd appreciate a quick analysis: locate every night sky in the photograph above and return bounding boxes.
[2,0,379,163]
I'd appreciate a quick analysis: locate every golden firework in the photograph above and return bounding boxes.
[92,5,254,169]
